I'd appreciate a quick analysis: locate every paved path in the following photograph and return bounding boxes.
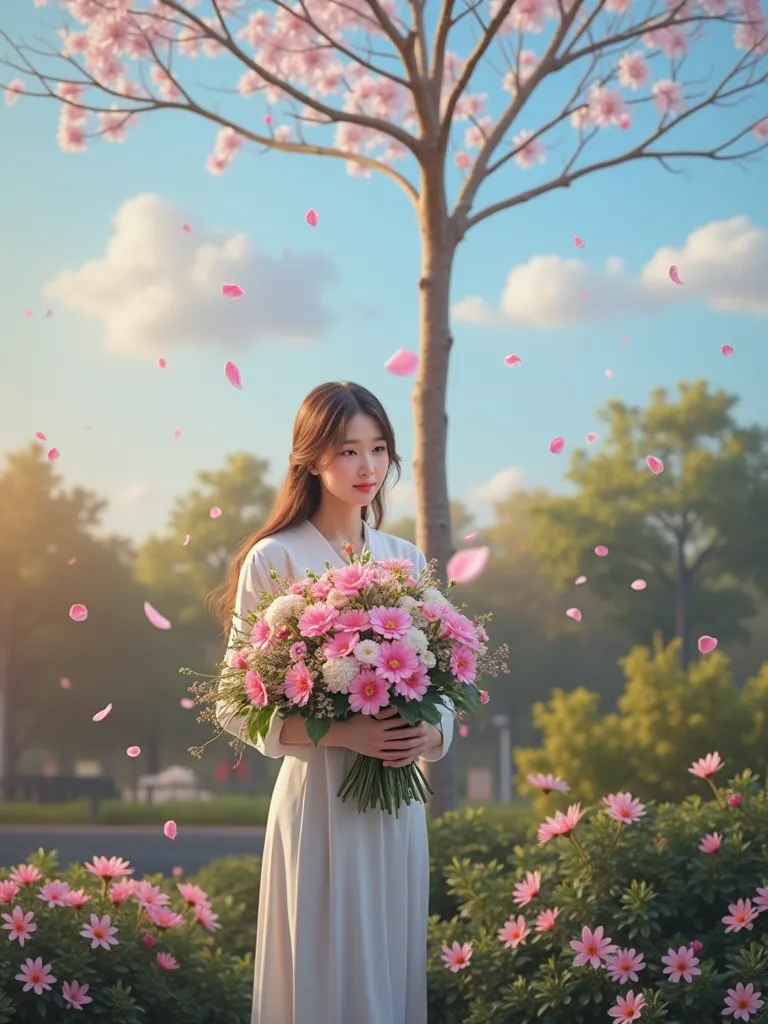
[0,826,266,877]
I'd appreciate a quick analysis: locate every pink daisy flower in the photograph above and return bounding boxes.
[334,609,370,633]
[310,578,334,600]
[324,631,360,658]
[289,641,307,661]
[661,945,702,982]
[535,907,560,932]
[723,899,760,933]
[142,933,157,947]
[80,913,119,950]
[284,661,314,705]
[228,649,250,669]
[15,957,56,995]
[9,864,42,886]
[378,557,414,571]
[527,773,570,794]
[288,579,311,596]
[2,906,37,946]
[62,979,93,1011]
[156,951,180,971]
[440,940,473,972]
[64,888,91,910]
[418,601,443,623]
[753,886,768,913]
[603,947,646,983]
[177,883,210,908]
[298,603,338,637]
[688,751,725,779]
[147,905,185,930]
[0,880,20,903]
[108,880,136,905]
[479,689,490,704]
[38,880,72,907]
[85,856,133,881]
[602,792,646,824]
[375,639,420,683]
[498,914,529,948]
[133,881,170,910]
[332,562,375,596]
[608,990,646,1022]
[250,618,271,649]
[193,903,221,931]
[450,644,477,684]
[348,669,391,715]
[699,832,723,854]
[570,925,617,968]
[368,605,413,639]
[244,670,268,706]
[439,607,477,647]
[394,667,430,701]
[722,982,764,1020]
[512,871,541,907]
[538,803,584,844]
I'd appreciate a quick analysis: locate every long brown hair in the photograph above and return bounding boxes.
[208,381,402,635]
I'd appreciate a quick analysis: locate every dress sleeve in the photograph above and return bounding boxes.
[215,547,304,760]
[413,545,455,762]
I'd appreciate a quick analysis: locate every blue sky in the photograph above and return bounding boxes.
[1,3,766,545]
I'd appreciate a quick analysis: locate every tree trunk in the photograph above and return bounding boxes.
[413,176,459,816]
[675,544,692,671]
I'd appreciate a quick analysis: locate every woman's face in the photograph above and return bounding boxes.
[316,413,390,508]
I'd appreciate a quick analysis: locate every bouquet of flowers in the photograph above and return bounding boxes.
[185,547,508,815]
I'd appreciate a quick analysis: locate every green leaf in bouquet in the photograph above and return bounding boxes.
[418,703,443,727]
[391,694,422,725]
[246,706,277,745]
[305,716,333,747]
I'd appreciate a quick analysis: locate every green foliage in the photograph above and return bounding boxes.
[427,768,768,1024]
[0,796,272,826]
[0,850,251,1023]
[514,638,768,815]
[186,856,262,960]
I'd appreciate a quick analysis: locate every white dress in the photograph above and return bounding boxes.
[215,519,454,1024]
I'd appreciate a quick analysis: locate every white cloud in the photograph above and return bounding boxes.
[44,194,336,355]
[387,478,415,513]
[117,482,151,504]
[453,216,768,328]
[467,467,530,505]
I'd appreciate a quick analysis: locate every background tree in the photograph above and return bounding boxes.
[525,381,768,669]
[384,498,474,548]
[3,0,766,812]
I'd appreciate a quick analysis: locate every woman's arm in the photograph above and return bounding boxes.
[278,715,352,747]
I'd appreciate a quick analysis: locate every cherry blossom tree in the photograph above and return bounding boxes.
[2,0,766,813]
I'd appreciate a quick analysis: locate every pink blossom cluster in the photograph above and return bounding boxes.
[440,751,768,1020]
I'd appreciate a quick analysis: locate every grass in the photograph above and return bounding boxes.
[0,795,273,827]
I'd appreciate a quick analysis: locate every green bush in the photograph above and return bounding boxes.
[187,856,262,959]
[0,795,271,827]
[0,849,251,1023]
[427,760,768,1023]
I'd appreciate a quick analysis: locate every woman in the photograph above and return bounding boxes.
[209,381,454,1024]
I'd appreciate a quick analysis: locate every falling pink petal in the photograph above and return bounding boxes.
[384,348,419,376]
[225,360,243,390]
[566,607,582,621]
[59,677,72,690]
[605,369,614,378]
[574,575,587,585]
[69,603,88,621]
[721,344,734,356]
[67,557,77,566]
[698,635,718,654]
[144,601,172,630]
[646,455,664,475]
[549,436,565,455]
[47,448,60,461]
[182,223,192,233]
[581,290,590,299]
[173,428,182,438]
[574,235,585,249]
[669,265,683,286]
[447,546,490,584]
[630,579,647,591]
[458,724,470,738]
[126,746,141,757]
[92,702,112,722]
[504,354,521,366]
[157,357,167,369]
[180,697,196,709]
[35,431,47,441]
[586,432,599,444]
[305,208,319,227]
[164,820,178,840]
[45,309,53,318]
[221,283,244,298]
[595,545,609,557]
[23,309,33,317]
[210,506,222,518]
[182,534,190,546]
[464,530,477,542]
[620,335,630,347]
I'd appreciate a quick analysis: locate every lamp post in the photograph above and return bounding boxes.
[491,713,511,803]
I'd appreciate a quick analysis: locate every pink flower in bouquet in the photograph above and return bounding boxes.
[570,925,617,968]
[250,619,271,650]
[142,933,157,947]
[15,957,56,995]
[378,557,414,571]
[324,631,360,659]
[661,945,701,982]
[722,899,760,933]
[177,883,210,908]
[62,980,93,1011]
[527,773,570,794]
[109,880,136,905]
[244,670,269,707]
[80,913,119,949]
[419,601,443,623]
[498,915,530,948]
[512,870,541,907]
[604,947,646,984]
[193,903,221,931]
[289,579,311,596]
[334,609,370,633]
[479,689,490,704]
[1,906,37,946]
[65,888,91,910]
[228,649,250,670]
[439,607,477,647]
[348,669,390,714]
[441,940,473,972]
[85,856,134,882]
[375,639,420,683]
[608,990,645,1022]
[394,667,430,701]
[285,662,314,705]
[450,644,477,684]
[133,881,170,910]
[298,603,339,637]
[723,982,764,1020]
[538,804,584,844]
[602,792,646,824]
[369,605,413,639]
[289,641,308,661]
[156,951,180,970]
[311,578,334,599]
[699,832,723,854]
[38,880,72,907]
[476,623,489,642]
[535,907,560,932]
[688,751,725,779]
[9,864,42,886]
[0,880,20,903]
[147,905,185,930]
[332,562,375,596]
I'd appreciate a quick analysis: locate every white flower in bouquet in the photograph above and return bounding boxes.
[322,656,360,694]
[403,626,429,654]
[419,650,437,668]
[264,594,306,630]
[422,586,450,607]
[353,638,380,665]
[397,595,418,611]
[326,588,350,609]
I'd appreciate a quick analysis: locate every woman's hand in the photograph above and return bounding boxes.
[343,706,433,766]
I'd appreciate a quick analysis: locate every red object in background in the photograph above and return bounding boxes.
[234,761,249,781]
[215,762,230,783]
